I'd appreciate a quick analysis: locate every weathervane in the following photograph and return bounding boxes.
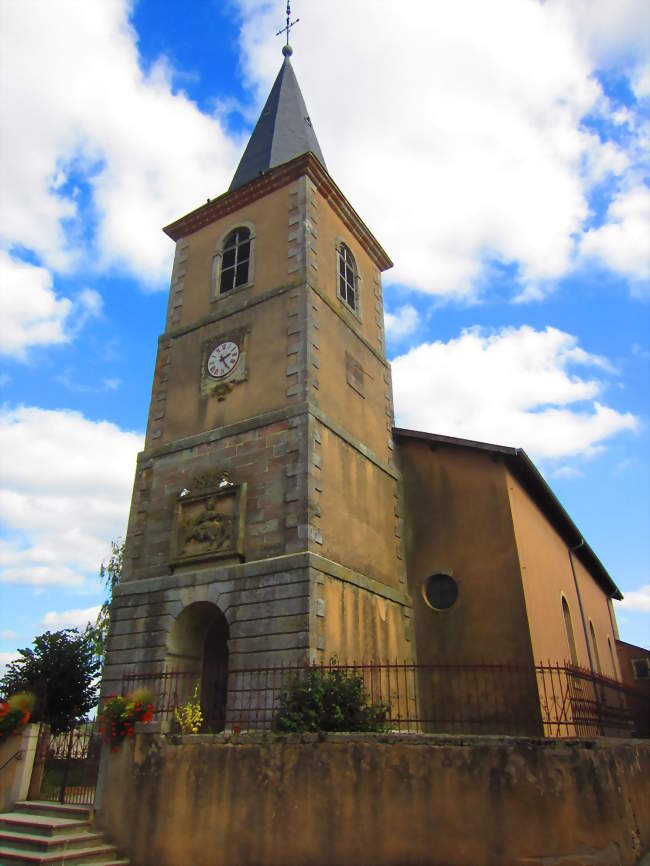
[276,1,299,55]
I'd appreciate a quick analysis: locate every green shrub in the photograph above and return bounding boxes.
[273,663,389,733]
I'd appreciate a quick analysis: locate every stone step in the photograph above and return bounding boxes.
[0,802,128,866]
[0,842,119,864]
[0,814,91,838]
[0,829,103,852]
[13,804,91,822]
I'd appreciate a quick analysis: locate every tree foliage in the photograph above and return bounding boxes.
[273,664,390,733]
[90,538,123,663]
[0,630,100,733]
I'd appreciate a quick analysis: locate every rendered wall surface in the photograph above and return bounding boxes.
[315,425,403,589]
[165,184,297,332]
[396,440,541,733]
[572,554,621,678]
[313,291,391,462]
[97,733,650,866]
[316,568,413,663]
[397,440,534,666]
[312,189,387,352]
[507,471,619,676]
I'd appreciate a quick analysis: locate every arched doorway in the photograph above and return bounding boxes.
[166,602,229,732]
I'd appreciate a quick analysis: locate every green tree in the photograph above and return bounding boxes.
[273,663,390,733]
[0,630,100,733]
[89,538,123,664]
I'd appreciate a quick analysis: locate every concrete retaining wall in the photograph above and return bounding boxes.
[97,732,650,866]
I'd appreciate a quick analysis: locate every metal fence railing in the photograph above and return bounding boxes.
[31,721,101,805]
[121,660,649,739]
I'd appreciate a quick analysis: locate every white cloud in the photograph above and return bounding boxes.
[42,607,101,630]
[0,0,239,285]
[235,0,643,299]
[549,0,650,71]
[632,62,650,98]
[0,252,72,358]
[78,288,103,320]
[384,305,419,339]
[102,378,122,392]
[631,343,650,360]
[551,466,584,480]
[2,0,646,299]
[0,651,19,677]
[581,187,650,289]
[391,325,638,459]
[0,252,103,359]
[0,406,142,587]
[0,375,10,388]
[0,630,17,640]
[55,369,122,394]
[615,584,650,613]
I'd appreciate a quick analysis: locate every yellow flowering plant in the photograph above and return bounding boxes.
[174,682,203,735]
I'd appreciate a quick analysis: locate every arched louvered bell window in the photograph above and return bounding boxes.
[337,243,358,312]
[220,227,251,293]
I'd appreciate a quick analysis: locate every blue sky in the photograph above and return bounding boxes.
[0,0,648,668]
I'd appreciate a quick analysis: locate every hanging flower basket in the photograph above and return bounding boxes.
[0,693,35,741]
[99,690,154,752]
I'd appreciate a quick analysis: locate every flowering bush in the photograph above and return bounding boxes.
[0,692,35,741]
[174,682,203,735]
[99,690,154,752]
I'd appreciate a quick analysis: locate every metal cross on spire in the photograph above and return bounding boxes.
[276,1,299,55]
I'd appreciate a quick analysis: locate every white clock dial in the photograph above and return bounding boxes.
[207,341,240,379]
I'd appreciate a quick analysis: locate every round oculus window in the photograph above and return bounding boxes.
[423,573,458,611]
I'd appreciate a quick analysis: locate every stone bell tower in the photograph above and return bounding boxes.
[102,43,414,705]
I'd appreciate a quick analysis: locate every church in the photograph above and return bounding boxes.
[102,39,625,734]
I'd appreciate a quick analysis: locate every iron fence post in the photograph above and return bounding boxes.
[59,726,75,804]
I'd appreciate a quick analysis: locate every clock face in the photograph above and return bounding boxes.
[206,340,240,380]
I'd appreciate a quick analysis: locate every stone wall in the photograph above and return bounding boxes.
[102,554,312,698]
[0,723,39,812]
[97,732,650,866]
[102,551,414,702]
[124,409,309,584]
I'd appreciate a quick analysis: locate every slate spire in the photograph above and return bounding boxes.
[229,47,327,192]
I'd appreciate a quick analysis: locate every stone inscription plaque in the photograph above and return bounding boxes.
[170,483,246,566]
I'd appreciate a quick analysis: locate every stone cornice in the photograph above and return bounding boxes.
[114,550,412,608]
[138,401,399,482]
[163,153,393,272]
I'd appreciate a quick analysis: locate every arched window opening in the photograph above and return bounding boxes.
[201,612,229,732]
[167,601,230,732]
[220,227,251,294]
[607,637,617,679]
[589,621,602,674]
[337,243,358,312]
[562,597,578,666]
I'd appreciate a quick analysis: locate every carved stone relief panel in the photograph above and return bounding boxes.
[170,481,247,566]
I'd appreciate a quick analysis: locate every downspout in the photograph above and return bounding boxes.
[568,538,595,675]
